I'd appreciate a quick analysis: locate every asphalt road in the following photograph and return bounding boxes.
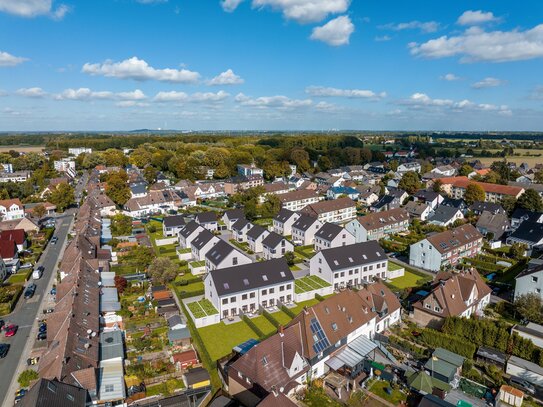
[0,173,87,406]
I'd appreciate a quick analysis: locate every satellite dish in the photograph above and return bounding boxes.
[91,332,97,337]
[87,329,92,334]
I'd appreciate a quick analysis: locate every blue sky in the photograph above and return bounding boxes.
[1,0,543,131]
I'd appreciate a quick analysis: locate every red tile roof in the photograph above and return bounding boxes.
[0,229,25,245]
[0,239,16,258]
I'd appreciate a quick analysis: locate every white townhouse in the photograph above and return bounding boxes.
[431,165,456,177]
[278,190,322,212]
[205,240,252,272]
[345,208,410,243]
[291,215,323,246]
[246,225,270,253]
[54,158,76,178]
[232,218,254,243]
[310,241,388,291]
[397,162,421,174]
[163,214,186,237]
[222,208,245,230]
[273,209,300,236]
[190,229,220,261]
[69,147,92,156]
[0,198,25,221]
[514,264,543,301]
[409,224,483,272]
[194,212,219,232]
[204,258,295,319]
[178,221,205,249]
[299,197,356,224]
[262,232,294,260]
[314,222,355,252]
[0,171,31,183]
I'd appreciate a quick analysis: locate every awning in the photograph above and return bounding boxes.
[326,357,345,371]
[335,347,365,368]
[348,334,378,357]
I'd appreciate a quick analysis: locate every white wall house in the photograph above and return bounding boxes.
[0,199,25,221]
[313,223,355,252]
[278,190,322,212]
[190,229,220,261]
[232,218,254,243]
[246,225,270,253]
[514,265,543,301]
[273,209,300,236]
[178,221,205,249]
[222,209,245,230]
[163,215,186,237]
[345,208,410,243]
[292,215,322,246]
[262,232,294,260]
[309,241,388,290]
[204,258,294,319]
[205,240,252,272]
[300,197,356,224]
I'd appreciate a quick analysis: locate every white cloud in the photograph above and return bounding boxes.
[310,15,354,46]
[457,10,499,26]
[190,91,230,102]
[117,89,147,100]
[0,51,28,67]
[375,35,391,42]
[306,86,386,99]
[409,25,543,63]
[154,90,229,103]
[315,101,337,111]
[531,85,543,100]
[221,0,244,12]
[154,91,188,102]
[471,77,505,89]
[136,0,168,4]
[251,0,351,24]
[0,0,69,19]
[116,101,150,107]
[16,87,47,98]
[235,92,312,109]
[400,92,511,115]
[82,57,200,83]
[207,69,244,85]
[55,88,147,101]
[379,20,440,33]
[440,73,461,81]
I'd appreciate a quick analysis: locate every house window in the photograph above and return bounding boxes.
[269,288,275,294]
[425,303,431,309]
[242,294,248,300]
[262,289,267,295]
[533,276,539,283]
[250,292,255,298]
[280,285,285,292]
[230,296,236,303]
[105,384,114,392]
[222,299,227,305]
[233,257,238,265]
[286,284,291,289]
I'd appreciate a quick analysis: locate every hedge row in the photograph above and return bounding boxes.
[315,293,325,302]
[242,315,265,339]
[281,305,296,319]
[176,276,202,286]
[176,288,205,299]
[418,328,476,359]
[262,310,280,329]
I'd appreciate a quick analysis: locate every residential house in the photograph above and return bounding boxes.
[222,208,245,230]
[411,269,491,328]
[476,211,510,240]
[0,229,26,252]
[299,197,356,224]
[278,190,321,212]
[404,201,432,221]
[415,190,444,210]
[507,221,543,250]
[272,209,300,236]
[194,212,218,232]
[190,229,220,261]
[314,223,355,252]
[0,217,39,234]
[224,175,264,195]
[54,158,76,178]
[506,356,543,387]
[514,264,543,301]
[205,240,251,272]
[469,201,505,215]
[262,232,294,260]
[0,171,31,183]
[0,239,18,272]
[511,208,543,230]
[172,349,199,370]
[442,177,525,203]
[69,147,92,156]
[326,186,360,200]
[129,182,147,198]
[310,241,388,290]
[237,164,263,177]
[397,162,421,173]
[440,198,468,213]
[261,182,291,201]
[0,198,25,221]
[246,225,270,253]
[178,221,205,249]
[163,215,186,237]
[370,189,407,212]
[409,224,483,272]
[431,165,456,177]
[17,378,89,407]
[428,206,464,227]
[232,218,254,243]
[357,188,380,207]
[204,258,295,319]
[512,323,543,349]
[345,208,410,243]
[291,215,322,246]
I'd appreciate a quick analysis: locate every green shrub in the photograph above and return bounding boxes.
[18,370,39,387]
[242,315,265,339]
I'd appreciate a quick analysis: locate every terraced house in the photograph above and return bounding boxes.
[300,197,356,224]
[345,208,410,243]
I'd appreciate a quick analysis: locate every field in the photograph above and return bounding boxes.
[478,156,543,166]
[0,145,45,153]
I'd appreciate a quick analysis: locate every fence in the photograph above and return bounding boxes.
[155,237,178,246]
[143,371,184,385]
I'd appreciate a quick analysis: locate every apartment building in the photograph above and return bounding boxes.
[278,190,321,212]
[300,197,356,224]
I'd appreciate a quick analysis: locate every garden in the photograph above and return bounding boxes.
[294,275,331,293]
[187,299,218,319]
[294,245,316,259]
[0,284,24,316]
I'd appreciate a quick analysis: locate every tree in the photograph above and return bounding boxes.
[105,170,131,207]
[432,179,443,193]
[317,156,332,172]
[517,189,543,212]
[148,257,178,284]
[18,370,39,387]
[103,148,128,167]
[459,164,474,177]
[260,195,281,218]
[33,204,46,218]
[143,166,157,184]
[464,183,485,205]
[501,196,517,215]
[514,293,543,324]
[398,171,421,194]
[284,251,295,266]
[49,182,75,212]
[389,160,399,172]
[111,214,132,236]
[510,242,527,260]
[490,160,512,184]
[114,276,128,294]
[129,246,155,269]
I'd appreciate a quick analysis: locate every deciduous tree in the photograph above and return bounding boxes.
[464,183,485,205]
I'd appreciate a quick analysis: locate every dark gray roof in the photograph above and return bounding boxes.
[246,224,267,240]
[509,221,543,243]
[99,330,124,361]
[441,198,466,209]
[320,241,386,271]
[415,190,441,201]
[191,229,217,250]
[315,223,344,242]
[469,201,504,215]
[429,205,461,223]
[130,182,147,195]
[195,212,217,224]
[18,379,88,407]
[262,231,285,248]
[168,327,191,342]
[372,195,395,209]
[210,258,294,296]
[232,218,251,232]
[224,208,245,221]
[179,221,202,238]
[511,207,543,222]
[184,367,210,386]
[292,214,319,232]
[206,240,238,266]
[476,346,507,364]
[163,214,186,228]
[274,208,296,223]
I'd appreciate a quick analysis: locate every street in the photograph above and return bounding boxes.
[0,173,87,406]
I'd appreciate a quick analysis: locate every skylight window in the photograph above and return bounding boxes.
[243,279,249,286]
[331,323,338,331]
[262,356,269,366]
[262,275,268,281]
[333,260,339,265]
[348,257,353,263]
[280,271,286,277]
[362,254,367,259]
[224,283,230,289]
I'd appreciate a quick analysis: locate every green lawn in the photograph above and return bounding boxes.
[269,310,293,326]
[295,275,331,293]
[295,245,316,259]
[290,264,301,271]
[199,321,259,361]
[145,379,185,397]
[187,299,218,318]
[368,380,407,404]
[388,270,430,289]
[229,239,250,252]
[190,260,205,268]
[387,261,403,271]
[7,272,29,284]
[250,316,277,336]
[290,298,321,315]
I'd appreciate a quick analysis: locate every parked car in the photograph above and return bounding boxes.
[14,389,27,404]
[0,343,9,358]
[39,323,47,333]
[51,236,58,244]
[50,287,57,296]
[510,376,536,395]
[43,308,54,314]
[24,284,36,299]
[0,319,4,330]
[27,357,39,366]
[36,332,47,341]
[4,324,18,337]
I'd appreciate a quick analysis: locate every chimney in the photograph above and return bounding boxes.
[279,325,284,337]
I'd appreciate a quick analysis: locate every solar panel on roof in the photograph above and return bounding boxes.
[310,317,331,354]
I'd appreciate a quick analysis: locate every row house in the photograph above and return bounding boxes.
[404,201,432,221]
[87,191,116,217]
[246,225,270,253]
[409,224,483,272]
[232,218,254,243]
[326,186,360,200]
[414,190,444,210]
[314,222,355,252]
[224,175,265,195]
[185,182,225,199]
[272,209,300,236]
[277,190,322,212]
[194,212,219,232]
[205,240,251,272]
[204,258,295,319]
[291,215,322,246]
[178,221,205,249]
[162,214,186,237]
[427,206,464,227]
[0,171,31,183]
[262,232,294,260]
[0,198,25,221]
[123,190,188,217]
[260,182,292,202]
[237,164,264,177]
[345,208,410,243]
[310,241,388,290]
[222,208,245,230]
[299,197,356,224]
[442,177,525,203]
[397,162,421,173]
[191,229,220,261]
[411,269,491,329]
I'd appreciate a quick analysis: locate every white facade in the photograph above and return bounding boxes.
[409,236,482,272]
[282,195,321,212]
[292,220,322,246]
[54,159,76,178]
[0,201,25,221]
[178,225,205,249]
[233,222,253,243]
[247,230,270,253]
[0,171,31,183]
[69,147,92,156]
[191,235,220,261]
[263,239,294,260]
[312,206,356,224]
[515,269,543,301]
[205,249,251,272]
[314,228,355,252]
[273,213,300,236]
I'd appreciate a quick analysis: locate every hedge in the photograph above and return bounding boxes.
[176,288,205,299]
[315,293,325,302]
[418,328,476,359]
[176,276,202,286]
[242,315,265,339]
[281,305,296,319]
[262,310,280,329]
